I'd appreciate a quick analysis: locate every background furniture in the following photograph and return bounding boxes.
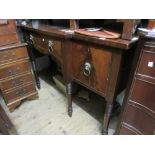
[0,19,19,46]
[70,19,140,40]
[116,32,155,135]
[0,20,38,112]
[0,43,38,112]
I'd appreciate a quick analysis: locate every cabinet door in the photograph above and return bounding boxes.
[72,42,112,95]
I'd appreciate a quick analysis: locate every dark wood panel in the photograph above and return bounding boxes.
[137,50,155,78]
[130,79,155,113]
[119,125,137,135]
[72,42,112,94]
[123,104,155,135]
[117,33,155,135]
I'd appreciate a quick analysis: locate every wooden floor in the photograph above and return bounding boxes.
[0,71,119,135]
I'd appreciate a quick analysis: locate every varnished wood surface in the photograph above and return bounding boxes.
[19,24,137,50]
[0,45,28,64]
[117,33,155,135]
[0,42,27,51]
[71,41,112,96]
[0,43,38,112]
[0,19,20,47]
[72,33,137,50]
[19,24,72,39]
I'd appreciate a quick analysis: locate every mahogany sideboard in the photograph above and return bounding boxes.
[116,32,155,135]
[19,23,137,134]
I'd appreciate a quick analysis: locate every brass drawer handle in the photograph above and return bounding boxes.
[15,89,27,96]
[30,34,34,45]
[48,40,54,53]
[8,69,13,75]
[8,67,20,75]
[12,79,23,87]
[83,62,91,77]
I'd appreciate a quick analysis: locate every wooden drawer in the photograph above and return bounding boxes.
[130,79,155,113]
[123,104,155,135]
[0,72,34,92]
[28,33,62,58]
[137,48,155,78]
[0,46,28,64]
[72,42,112,95]
[0,60,31,80]
[119,126,137,135]
[3,83,36,104]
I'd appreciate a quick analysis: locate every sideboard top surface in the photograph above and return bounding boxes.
[19,24,138,50]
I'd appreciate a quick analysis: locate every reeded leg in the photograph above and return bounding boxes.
[102,104,113,135]
[32,60,40,89]
[28,48,40,89]
[66,82,72,117]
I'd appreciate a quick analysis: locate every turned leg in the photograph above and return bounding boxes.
[102,104,113,135]
[28,48,40,89]
[66,82,73,117]
[32,60,40,89]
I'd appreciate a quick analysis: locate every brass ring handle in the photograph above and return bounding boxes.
[30,34,34,45]
[48,40,54,53]
[83,62,91,76]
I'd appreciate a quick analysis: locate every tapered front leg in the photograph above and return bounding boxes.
[102,104,113,135]
[28,47,40,89]
[66,82,73,117]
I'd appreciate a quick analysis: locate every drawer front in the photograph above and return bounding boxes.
[27,33,62,58]
[0,60,31,80]
[0,73,34,91]
[0,33,19,47]
[72,42,112,94]
[137,48,155,78]
[122,104,155,135]
[0,46,28,64]
[130,79,155,113]
[119,126,137,135]
[3,83,36,104]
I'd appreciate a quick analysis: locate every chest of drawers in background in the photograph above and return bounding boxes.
[117,33,155,135]
[0,19,19,46]
[0,43,38,112]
